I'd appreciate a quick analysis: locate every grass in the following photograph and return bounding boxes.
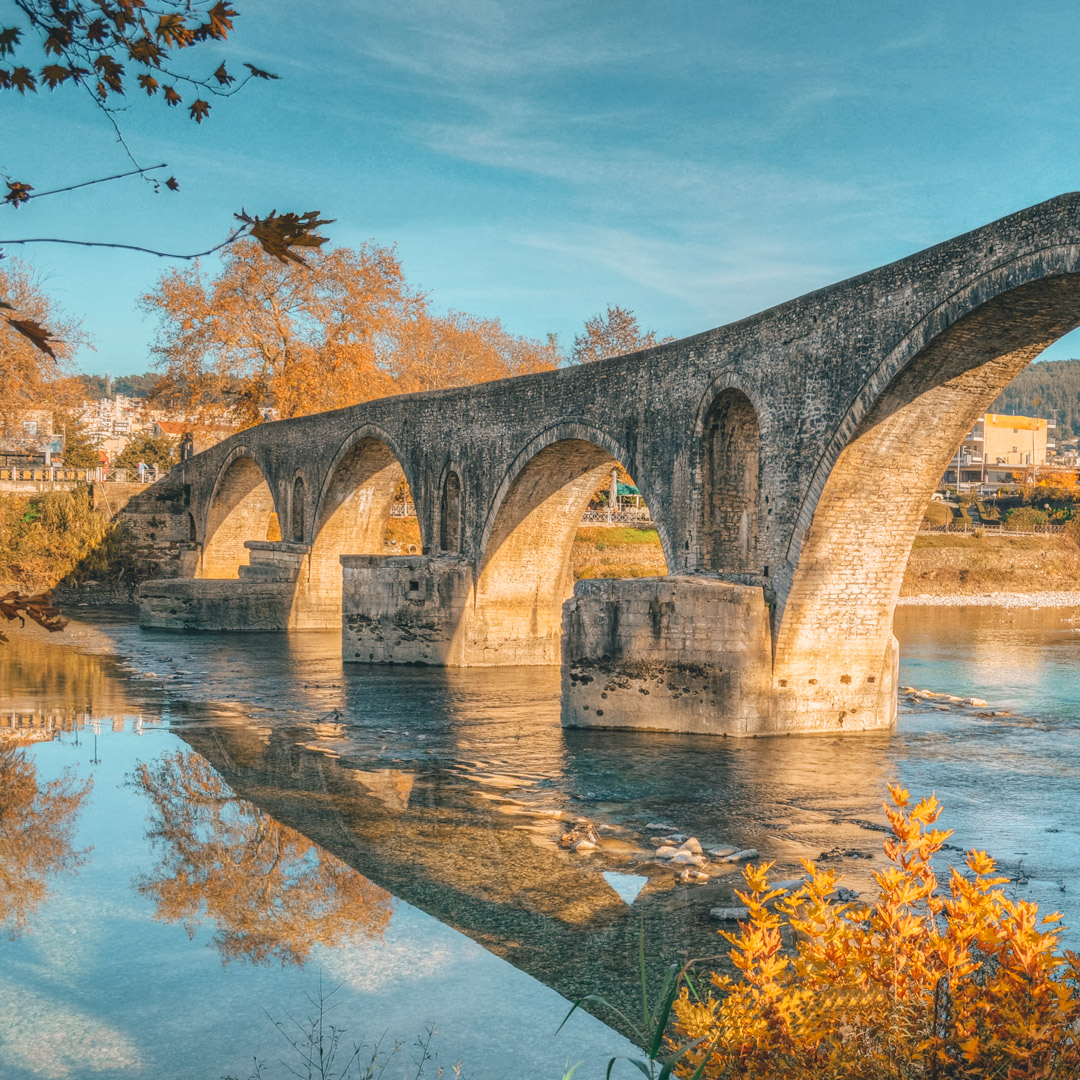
[903,532,1080,595]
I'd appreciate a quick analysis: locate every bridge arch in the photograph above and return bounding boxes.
[198,447,279,578]
[467,422,671,664]
[438,463,464,554]
[690,377,775,576]
[774,253,1080,723]
[290,474,308,544]
[293,424,420,628]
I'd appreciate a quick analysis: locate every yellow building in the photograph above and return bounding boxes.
[944,413,1048,489]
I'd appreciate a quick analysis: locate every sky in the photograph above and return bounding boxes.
[5,0,1080,376]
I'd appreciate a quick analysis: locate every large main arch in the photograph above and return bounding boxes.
[772,265,1080,730]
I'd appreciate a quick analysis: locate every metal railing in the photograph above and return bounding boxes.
[580,508,655,526]
[0,465,158,484]
[919,522,1068,536]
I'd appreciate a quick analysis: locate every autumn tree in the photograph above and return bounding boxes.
[0,742,92,936]
[0,259,89,425]
[388,308,560,392]
[570,303,670,365]
[132,750,392,966]
[114,430,177,473]
[52,408,99,468]
[143,241,561,423]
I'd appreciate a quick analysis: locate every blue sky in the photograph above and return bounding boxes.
[5,0,1080,376]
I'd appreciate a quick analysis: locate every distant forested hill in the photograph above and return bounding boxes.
[76,372,161,399]
[992,358,1080,437]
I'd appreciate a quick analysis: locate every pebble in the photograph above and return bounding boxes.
[655,845,680,859]
[710,906,750,921]
[717,848,759,863]
[680,837,703,855]
[678,868,710,884]
[670,851,706,866]
[708,846,737,859]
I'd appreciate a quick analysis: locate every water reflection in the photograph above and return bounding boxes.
[6,606,1080,1063]
[131,749,392,966]
[0,743,91,937]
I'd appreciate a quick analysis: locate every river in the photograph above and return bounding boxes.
[1,603,1079,1079]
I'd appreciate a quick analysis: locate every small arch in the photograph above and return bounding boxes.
[198,450,277,578]
[700,388,761,572]
[187,512,197,543]
[440,469,463,553]
[291,475,307,543]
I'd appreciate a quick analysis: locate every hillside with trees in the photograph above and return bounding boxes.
[992,358,1080,436]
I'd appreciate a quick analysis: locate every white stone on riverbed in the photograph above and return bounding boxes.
[897,591,1080,609]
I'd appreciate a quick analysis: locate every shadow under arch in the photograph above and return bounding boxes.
[690,378,771,576]
[198,447,278,579]
[292,424,420,629]
[774,265,1080,695]
[465,422,670,665]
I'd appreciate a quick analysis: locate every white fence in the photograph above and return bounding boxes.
[0,465,159,484]
[919,522,1068,536]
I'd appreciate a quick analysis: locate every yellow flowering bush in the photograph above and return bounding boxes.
[671,786,1080,1078]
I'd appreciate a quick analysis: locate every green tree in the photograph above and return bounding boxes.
[114,431,177,474]
[570,304,671,365]
[52,410,98,468]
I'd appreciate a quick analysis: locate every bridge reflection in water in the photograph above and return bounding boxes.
[155,628,897,1025]
[1,623,901,1039]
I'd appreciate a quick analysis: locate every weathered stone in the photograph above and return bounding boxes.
[132,193,1080,735]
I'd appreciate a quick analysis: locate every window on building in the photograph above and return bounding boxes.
[22,421,37,436]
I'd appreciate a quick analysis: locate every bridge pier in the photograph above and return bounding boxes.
[141,541,308,630]
[561,576,897,736]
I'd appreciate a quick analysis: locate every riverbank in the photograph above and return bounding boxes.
[898,590,1080,608]
[900,532,1080,597]
[568,526,1080,599]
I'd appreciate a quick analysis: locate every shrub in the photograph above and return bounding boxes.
[1004,506,1050,532]
[0,490,134,591]
[922,501,951,529]
[670,786,1080,1079]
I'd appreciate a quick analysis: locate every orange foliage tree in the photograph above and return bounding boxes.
[0,742,92,936]
[142,241,561,424]
[0,259,89,425]
[388,308,560,392]
[132,750,392,966]
[142,240,418,427]
[670,786,1080,1079]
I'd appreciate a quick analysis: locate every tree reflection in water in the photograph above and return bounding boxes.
[132,750,392,966]
[0,743,92,937]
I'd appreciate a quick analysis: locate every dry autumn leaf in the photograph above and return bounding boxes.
[234,209,334,267]
[5,316,57,359]
[0,591,69,643]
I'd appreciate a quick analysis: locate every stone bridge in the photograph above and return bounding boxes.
[140,193,1080,736]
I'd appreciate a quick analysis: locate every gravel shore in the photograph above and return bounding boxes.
[897,591,1080,609]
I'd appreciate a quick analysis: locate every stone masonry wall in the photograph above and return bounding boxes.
[562,576,776,735]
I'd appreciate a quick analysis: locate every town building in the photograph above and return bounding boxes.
[942,412,1049,490]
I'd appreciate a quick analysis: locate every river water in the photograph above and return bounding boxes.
[2,604,1079,1080]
